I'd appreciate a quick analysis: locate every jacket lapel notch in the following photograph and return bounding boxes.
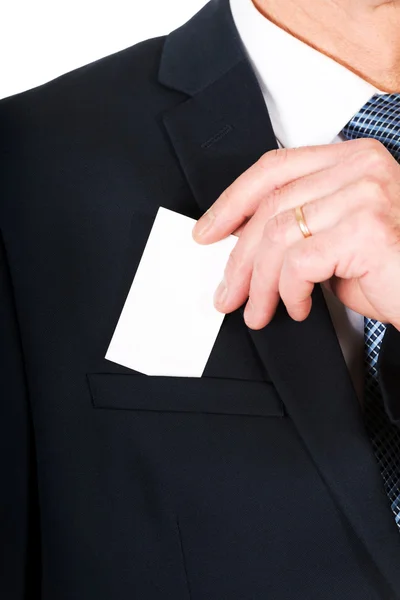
[161,59,278,216]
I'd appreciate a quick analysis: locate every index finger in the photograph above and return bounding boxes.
[192,138,367,244]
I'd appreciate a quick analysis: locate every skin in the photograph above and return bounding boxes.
[252,0,400,93]
[192,0,400,330]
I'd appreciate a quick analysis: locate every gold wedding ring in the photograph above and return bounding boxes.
[295,205,312,239]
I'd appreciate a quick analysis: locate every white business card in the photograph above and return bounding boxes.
[105,207,237,377]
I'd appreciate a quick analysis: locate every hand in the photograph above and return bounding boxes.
[192,138,400,330]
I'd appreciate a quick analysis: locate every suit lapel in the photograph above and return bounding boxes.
[159,0,400,592]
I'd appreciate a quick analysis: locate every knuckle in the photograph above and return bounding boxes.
[353,209,394,247]
[252,255,265,282]
[361,146,393,180]
[264,216,281,244]
[287,243,312,272]
[373,214,398,247]
[362,138,385,155]
[352,209,374,238]
[265,186,284,216]
[358,176,386,203]
[355,209,375,236]
[257,151,273,170]
[377,186,392,213]
[258,147,289,170]
[264,209,295,245]
[363,145,386,169]
[225,246,246,279]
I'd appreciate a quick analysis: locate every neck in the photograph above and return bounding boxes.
[253,0,400,93]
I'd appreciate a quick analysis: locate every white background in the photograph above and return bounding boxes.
[0,0,209,100]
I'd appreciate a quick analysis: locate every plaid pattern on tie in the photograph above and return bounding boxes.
[363,319,400,528]
[342,93,400,529]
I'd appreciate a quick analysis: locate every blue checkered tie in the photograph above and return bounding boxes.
[342,93,400,529]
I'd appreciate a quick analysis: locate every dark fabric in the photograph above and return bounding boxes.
[2,0,400,597]
[0,233,40,598]
[379,326,400,426]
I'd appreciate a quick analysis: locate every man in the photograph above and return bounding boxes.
[2,0,400,597]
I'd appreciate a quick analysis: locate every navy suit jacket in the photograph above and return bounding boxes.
[2,0,400,597]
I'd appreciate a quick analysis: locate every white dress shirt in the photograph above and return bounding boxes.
[230,0,387,402]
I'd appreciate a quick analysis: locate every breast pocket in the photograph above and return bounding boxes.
[87,373,284,418]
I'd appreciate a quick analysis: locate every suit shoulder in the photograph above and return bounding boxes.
[0,35,167,108]
[0,36,183,156]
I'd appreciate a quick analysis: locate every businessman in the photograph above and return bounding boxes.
[2,0,400,597]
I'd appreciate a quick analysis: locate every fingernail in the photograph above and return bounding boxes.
[193,207,215,238]
[214,279,228,307]
[244,299,254,324]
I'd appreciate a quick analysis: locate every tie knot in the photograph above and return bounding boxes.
[342,93,400,162]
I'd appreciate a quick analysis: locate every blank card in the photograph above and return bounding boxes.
[105,207,237,377]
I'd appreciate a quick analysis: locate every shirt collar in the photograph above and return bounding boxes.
[229,0,386,148]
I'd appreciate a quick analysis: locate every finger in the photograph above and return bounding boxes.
[260,173,393,250]
[242,232,287,329]
[279,238,318,322]
[245,205,377,329]
[216,172,375,314]
[253,145,393,223]
[215,155,385,313]
[278,215,374,322]
[214,204,271,312]
[193,138,372,244]
[220,169,392,319]
[232,219,249,237]
[214,195,290,313]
